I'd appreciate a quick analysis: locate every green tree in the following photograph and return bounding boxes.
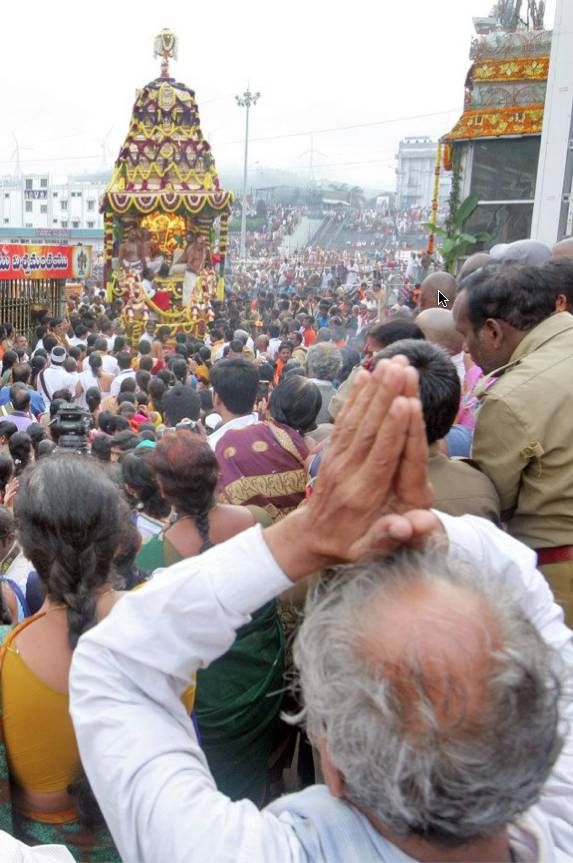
[424,194,490,274]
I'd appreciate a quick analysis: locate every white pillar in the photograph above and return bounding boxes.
[531,0,573,245]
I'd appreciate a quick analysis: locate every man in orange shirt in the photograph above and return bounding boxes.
[301,315,317,348]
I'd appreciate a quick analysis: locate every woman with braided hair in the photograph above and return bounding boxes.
[0,454,123,860]
[138,429,285,805]
[121,448,170,545]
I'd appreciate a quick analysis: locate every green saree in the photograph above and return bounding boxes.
[0,625,120,862]
[136,536,286,803]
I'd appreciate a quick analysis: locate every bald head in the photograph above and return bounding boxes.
[458,252,492,280]
[361,573,499,734]
[418,272,456,311]
[296,547,562,846]
[552,237,573,259]
[415,307,463,356]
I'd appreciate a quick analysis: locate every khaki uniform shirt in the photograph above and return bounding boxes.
[428,444,500,522]
[472,312,573,549]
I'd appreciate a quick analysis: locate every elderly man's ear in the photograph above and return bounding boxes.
[318,738,344,798]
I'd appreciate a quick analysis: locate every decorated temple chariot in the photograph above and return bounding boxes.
[101,29,233,344]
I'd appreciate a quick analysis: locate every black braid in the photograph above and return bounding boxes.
[49,542,102,649]
[13,454,124,831]
[194,511,213,554]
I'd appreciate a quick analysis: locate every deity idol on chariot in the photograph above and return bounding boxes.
[100,29,233,345]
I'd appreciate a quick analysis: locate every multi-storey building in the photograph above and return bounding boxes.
[0,173,108,249]
[395,137,451,212]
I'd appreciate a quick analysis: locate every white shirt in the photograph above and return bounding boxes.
[70,515,573,863]
[110,369,136,397]
[207,412,258,450]
[0,831,74,863]
[212,342,228,362]
[451,351,466,387]
[268,337,282,361]
[0,546,32,590]
[36,366,76,403]
[76,368,102,409]
[100,354,119,376]
[68,335,87,348]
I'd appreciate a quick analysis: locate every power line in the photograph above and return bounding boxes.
[214,108,459,146]
[308,157,396,169]
[0,106,459,167]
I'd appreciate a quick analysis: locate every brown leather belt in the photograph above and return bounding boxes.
[537,546,573,566]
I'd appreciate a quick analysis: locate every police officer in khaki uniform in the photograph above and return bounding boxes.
[454,262,573,625]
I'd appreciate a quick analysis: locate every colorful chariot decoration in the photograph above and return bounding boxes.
[101,29,233,344]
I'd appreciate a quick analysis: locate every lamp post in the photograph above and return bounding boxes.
[235,88,260,260]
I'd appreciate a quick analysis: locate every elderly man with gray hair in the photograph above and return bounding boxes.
[71,358,572,863]
[306,341,342,424]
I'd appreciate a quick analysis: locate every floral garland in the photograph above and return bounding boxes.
[124,164,216,186]
[472,56,549,83]
[102,190,233,216]
[445,148,462,240]
[426,142,442,256]
[445,104,544,142]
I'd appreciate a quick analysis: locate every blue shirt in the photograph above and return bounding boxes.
[0,385,45,417]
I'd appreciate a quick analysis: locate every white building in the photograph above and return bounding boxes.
[395,137,451,212]
[0,173,109,246]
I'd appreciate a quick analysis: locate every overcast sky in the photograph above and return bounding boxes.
[0,0,556,191]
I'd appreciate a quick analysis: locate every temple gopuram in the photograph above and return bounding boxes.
[101,29,233,344]
[441,5,551,247]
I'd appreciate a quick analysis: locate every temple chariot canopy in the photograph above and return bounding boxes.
[102,29,234,342]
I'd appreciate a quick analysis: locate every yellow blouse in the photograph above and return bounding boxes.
[0,614,195,811]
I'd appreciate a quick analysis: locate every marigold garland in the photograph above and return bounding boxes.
[444,104,544,142]
[472,56,549,83]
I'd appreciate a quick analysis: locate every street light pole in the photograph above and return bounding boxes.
[235,88,260,260]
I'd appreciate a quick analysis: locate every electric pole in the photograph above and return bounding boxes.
[235,88,261,260]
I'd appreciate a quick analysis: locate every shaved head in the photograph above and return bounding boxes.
[458,252,492,280]
[296,547,563,846]
[415,307,463,356]
[419,272,456,311]
[552,237,573,259]
[360,575,499,735]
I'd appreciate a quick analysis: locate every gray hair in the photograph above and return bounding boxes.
[233,329,249,345]
[306,342,342,382]
[293,546,564,847]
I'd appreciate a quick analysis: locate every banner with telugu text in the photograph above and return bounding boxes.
[0,244,92,280]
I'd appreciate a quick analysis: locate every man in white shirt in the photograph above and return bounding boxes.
[139,320,156,345]
[109,352,136,397]
[207,357,259,449]
[71,359,573,863]
[36,347,75,404]
[99,320,116,352]
[68,324,89,348]
[267,324,282,361]
[93,338,119,376]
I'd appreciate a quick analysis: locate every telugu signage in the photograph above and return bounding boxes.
[0,244,92,280]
